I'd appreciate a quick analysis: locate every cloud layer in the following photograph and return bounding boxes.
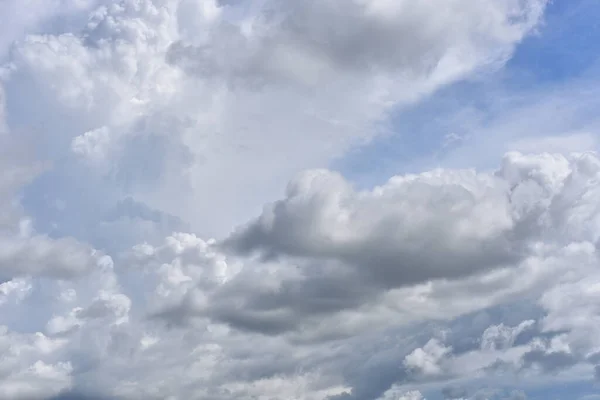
[5,1,600,400]
[2,149,600,399]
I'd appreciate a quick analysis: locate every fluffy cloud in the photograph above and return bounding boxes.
[0,177,120,279]
[213,152,597,338]
[0,231,110,280]
[225,166,519,286]
[1,0,547,239]
[404,338,452,377]
[9,1,600,399]
[0,150,598,399]
[0,108,110,281]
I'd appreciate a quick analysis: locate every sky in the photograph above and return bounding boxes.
[1,0,600,399]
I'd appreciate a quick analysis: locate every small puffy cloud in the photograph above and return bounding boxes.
[70,127,114,168]
[0,278,31,306]
[480,320,535,351]
[404,339,452,377]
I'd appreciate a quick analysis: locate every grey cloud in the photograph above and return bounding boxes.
[484,358,517,375]
[154,153,598,338]
[47,393,112,400]
[169,0,546,89]
[206,264,377,335]
[470,389,528,400]
[442,386,468,399]
[0,234,109,280]
[325,333,416,400]
[480,320,535,351]
[504,390,528,400]
[224,168,527,289]
[520,349,578,374]
[3,0,597,399]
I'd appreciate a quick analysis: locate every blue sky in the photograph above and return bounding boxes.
[1,1,600,399]
[337,0,600,187]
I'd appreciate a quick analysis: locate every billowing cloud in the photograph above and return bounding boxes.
[0,150,598,399]
[216,152,596,337]
[0,232,111,280]
[225,165,519,287]
[6,1,600,400]
[1,0,547,238]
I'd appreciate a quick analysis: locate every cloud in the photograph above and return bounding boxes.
[0,119,109,282]
[0,328,74,399]
[1,0,548,239]
[442,386,468,399]
[0,0,99,61]
[480,320,536,351]
[225,166,520,286]
[0,149,597,399]
[404,338,452,377]
[11,1,600,399]
[377,388,424,400]
[220,152,592,337]
[0,232,111,280]
[170,0,546,87]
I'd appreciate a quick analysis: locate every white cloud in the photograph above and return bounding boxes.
[480,320,535,352]
[11,1,600,399]
[0,111,111,282]
[404,339,452,377]
[0,0,99,61]
[1,0,547,238]
[0,150,598,398]
[222,151,592,316]
[0,328,72,399]
[0,233,111,280]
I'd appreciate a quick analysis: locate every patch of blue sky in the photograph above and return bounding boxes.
[335,0,600,188]
[508,0,600,85]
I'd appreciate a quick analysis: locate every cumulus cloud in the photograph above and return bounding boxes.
[0,232,111,280]
[8,1,600,399]
[404,338,452,377]
[214,152,599,338]
[0,111,110,282]
[0,149,598,399]
[0,328,74,399]
[225,166,520,286]
[1,0,547,239]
